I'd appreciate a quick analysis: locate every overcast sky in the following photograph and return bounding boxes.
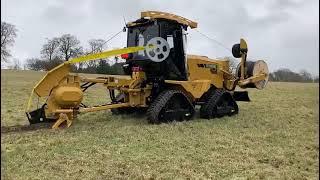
[1,0,319,75]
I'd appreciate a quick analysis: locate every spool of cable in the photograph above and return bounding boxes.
[236,60,269,89]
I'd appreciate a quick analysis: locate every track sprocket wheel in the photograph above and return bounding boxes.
[200,89,238,119]
[147,90,195,124]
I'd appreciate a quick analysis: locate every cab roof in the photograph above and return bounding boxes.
[127,11,198,29]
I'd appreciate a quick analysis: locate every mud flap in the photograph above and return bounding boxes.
[26,104,56,124]
[233,91,250,102]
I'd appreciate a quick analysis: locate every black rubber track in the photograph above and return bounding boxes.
[147,89,195,124]
[200,89,238,119]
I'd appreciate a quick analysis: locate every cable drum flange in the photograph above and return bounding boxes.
[145,37,170,62]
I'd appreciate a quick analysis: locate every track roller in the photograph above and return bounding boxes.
[200,89,238,119]
[147,90,195,124]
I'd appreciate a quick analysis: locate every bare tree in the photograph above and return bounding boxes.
[86,39,106,70]
[26,57,63,71]
[41,37,60,61]
[1,22,17,62]
[26,58,44,71]
[12,58,21,70]
[88,39,106,53]
[299,69,313,82]
[58,34,83,61]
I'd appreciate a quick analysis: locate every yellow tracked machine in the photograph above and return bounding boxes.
[25,11,269,128]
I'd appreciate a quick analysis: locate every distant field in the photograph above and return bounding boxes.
[1,69,319,179]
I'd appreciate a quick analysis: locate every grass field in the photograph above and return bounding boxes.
[1,69,319,179]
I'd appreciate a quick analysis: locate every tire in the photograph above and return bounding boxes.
[147,90,195,124]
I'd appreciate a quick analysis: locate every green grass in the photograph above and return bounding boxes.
[1,69,319,179]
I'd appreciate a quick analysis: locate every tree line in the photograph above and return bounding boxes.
[26,34,125,75]
[269,68,318,83]
[1,21,124,74]
[1,21,319,82]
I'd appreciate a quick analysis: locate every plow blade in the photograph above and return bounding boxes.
[233,91,250,102]
[26,104,56,124]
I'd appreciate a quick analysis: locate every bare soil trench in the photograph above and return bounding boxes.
[1,123,54,133]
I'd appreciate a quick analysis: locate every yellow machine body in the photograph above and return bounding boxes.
[25,11,269,129]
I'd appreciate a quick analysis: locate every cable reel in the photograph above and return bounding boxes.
[145,37,170,62]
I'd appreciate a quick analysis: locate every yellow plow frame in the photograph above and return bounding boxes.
[25,46,151,128]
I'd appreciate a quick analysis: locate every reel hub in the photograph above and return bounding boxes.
[145,37,170,62]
